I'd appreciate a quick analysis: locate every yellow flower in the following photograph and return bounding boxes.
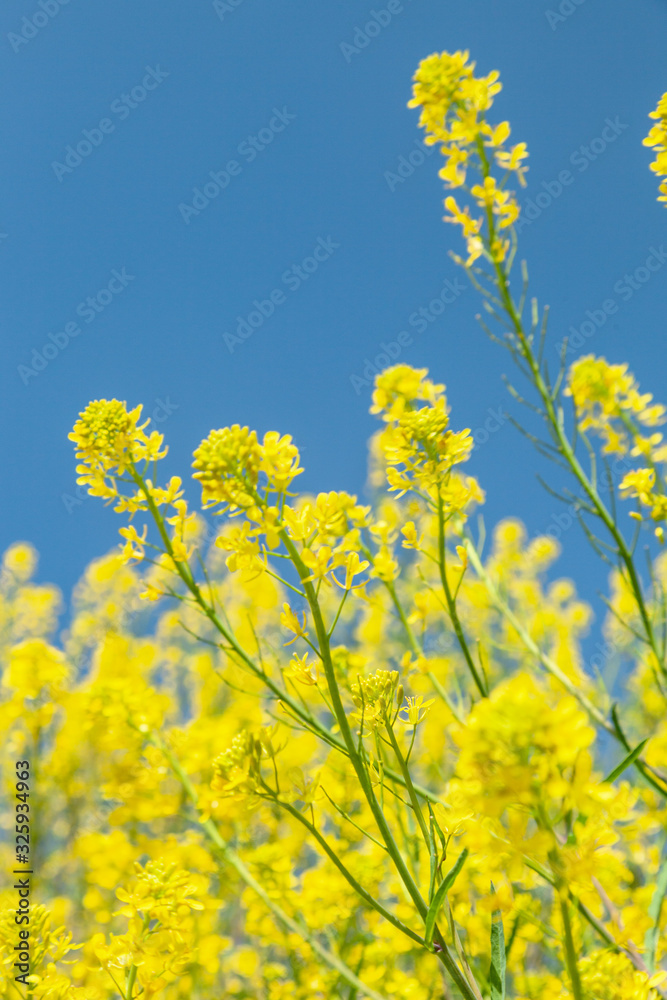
[620,468,656,503]
[280,602,310,644]
[2,542,38,583]
[400,520,423,549]
[118,523,148,563]
[115,860,204,922]
[371,545,398,583]
[3,639,68,699]
[285,652,319,686]
[644,91,667,205]
[332,550,370,590]
[371,366,478,508]
[259,431,303,492]
[70,399,166,500]
[400,695,435,726]
[301,544,333,582]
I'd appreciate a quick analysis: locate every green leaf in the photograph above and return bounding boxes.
[424,847,468,948]
[603,738,648,784]
[489,886,506,1000]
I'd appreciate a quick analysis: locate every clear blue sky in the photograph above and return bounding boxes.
[2,0,666,640]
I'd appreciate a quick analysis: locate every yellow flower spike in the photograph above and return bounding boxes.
[370,364,442,419]
[70,399,167,500]
[566,354,666,458]
[351,669,400,731]
[410,49,526,267]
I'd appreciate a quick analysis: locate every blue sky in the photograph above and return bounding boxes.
[2,0,666,643]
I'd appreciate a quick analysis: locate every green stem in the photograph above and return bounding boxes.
[436,496,487,698]
[133,470,480,998]
[269,791,425,946]
[465,536,667,796]
[151,734,393,1000]
[383,577,465,723]
[558,891,584,1000]
[279,529,482,1000]
[475,138,664,678]
[124,915,150,999]
[383,715,430,850]
[131,467,443,804]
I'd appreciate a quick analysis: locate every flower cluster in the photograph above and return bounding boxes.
[350,669,400,730]
[70,400,167,502]
[566,355,667,457]
[192,426,302,512]
[449,672,595,819]
[620,467,667,538]
[371,364,483,515]
[644,91,667,206]
[211,731,264,798]
[408,50,527,264]
[90,862,203,997]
